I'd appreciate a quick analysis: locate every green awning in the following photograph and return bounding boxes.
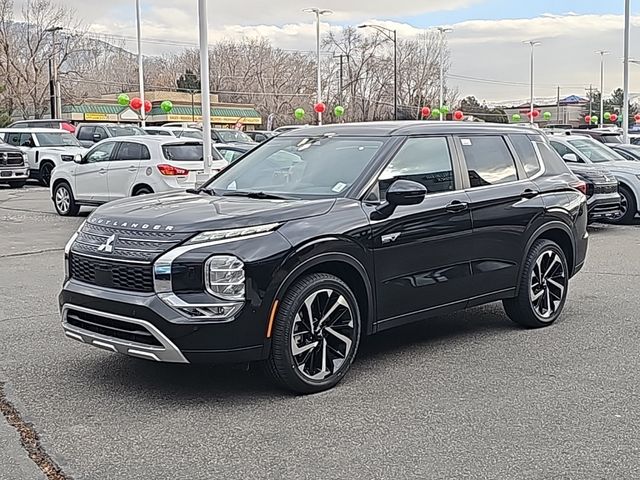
[63,104,127,114]
[148,105,261,118]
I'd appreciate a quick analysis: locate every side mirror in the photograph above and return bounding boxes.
[73,154,83,164]
[563,153,578,163]
[93,133,103,142]
[371,179,427,220]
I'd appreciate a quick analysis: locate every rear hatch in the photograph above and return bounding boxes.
[161,141,228,185]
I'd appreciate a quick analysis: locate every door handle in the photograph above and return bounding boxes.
[445,200,469,213]
[521,188,540,199]
[99,168,107,174]
[128,166,137,172]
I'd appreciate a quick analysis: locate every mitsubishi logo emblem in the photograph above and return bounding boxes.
[97,234,116,253]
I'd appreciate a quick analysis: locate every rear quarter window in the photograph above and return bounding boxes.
[509,134,541,177]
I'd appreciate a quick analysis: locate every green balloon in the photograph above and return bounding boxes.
[512,113,521,121]
[431,108,441,118]
[160,100,173,113]
[543,111,552,120]
[441,105,450,114]
[117,94,130,106]
[294,108,305,120]
[604,112,611,120]
[334,105,345,117]
[591,115,598,124]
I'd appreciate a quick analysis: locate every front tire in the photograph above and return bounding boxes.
[266,273,361,394]
[39,162,54,187]
[503,239,569,328]
[609,185,637,225]
[53,182,80,216]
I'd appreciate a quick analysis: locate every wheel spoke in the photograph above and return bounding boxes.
[316,294,348,330]
[292,339,319,356]
[324,326,353,352]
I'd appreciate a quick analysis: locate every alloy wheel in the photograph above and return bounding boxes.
[529,250,567,320]
[618,192,628,218]
[55,186,71,214]
[290,288,356,381]
[41,164,53,186]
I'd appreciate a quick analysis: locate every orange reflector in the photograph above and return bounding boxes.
[266,300,279,338]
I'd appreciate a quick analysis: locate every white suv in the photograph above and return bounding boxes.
[50,136,228,216]
[0,128,86,186]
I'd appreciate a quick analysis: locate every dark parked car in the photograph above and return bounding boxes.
[565,163,620,223]
[215,143,253,164]
[245,130,275,143]
[59,122,588,394]
[609,144,640,161]
[9,119,76,134]
[75,123,147,148]
[211,128,256,147]
[571,128,623,144]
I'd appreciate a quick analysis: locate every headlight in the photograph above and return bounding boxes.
[187,223,280,245]
[205,255,245,300]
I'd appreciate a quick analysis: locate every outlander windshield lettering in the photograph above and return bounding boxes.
[60,122,588,394]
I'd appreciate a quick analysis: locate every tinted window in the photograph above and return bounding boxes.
[215,129,253,143]
[94,127,108,140]
[34,132,81,147]
[77,126,95,141]
[219,148,245,163]
[116,142,150,161]
[535,142,572,174]
[5,132,30,147]
[379,137,454,197]
[106,125,146,137]
[549,141,575,160]
[162,144,224,161]
[510,134,541,176]
[461,136,517,187]
[86,142,116,163]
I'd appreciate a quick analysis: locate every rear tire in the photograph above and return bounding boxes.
[53,182,80,216]
[609,185,637,225]
[39,162,54,187]
[503,239,569,328]
[266,273,361,394]
[7,181,26,188]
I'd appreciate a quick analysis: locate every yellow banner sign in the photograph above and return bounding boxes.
[164,114,261,125]
[84,112,109,121]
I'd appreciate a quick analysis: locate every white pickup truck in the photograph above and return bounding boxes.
[0,128,86,186]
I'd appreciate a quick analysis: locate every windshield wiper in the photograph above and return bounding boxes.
[223,190,295,200]
[186,187,215,196]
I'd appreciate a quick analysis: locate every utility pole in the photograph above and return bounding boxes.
[198,0,212,174]
[623,0,631,143]
[135,0,146,126]
[596,50,610,128]
[556,86,560,123]
[304,8,333,126]
[523,40,541,125]
[48,60,55,119]
[589,85,593,117]
[437,27,453,121]
[45,26,63,118]
[333,53,347,114]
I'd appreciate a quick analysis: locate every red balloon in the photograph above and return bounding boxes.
[130,97,143,110]
[144,100,152,113]
[635,114,640,122]
[532,110,540,118]
[584,115,591,123]
[421,106,431,117]
[610,113,618,122]
[314,102,326,114]
[453,110,464,120]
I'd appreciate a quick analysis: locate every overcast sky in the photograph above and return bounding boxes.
[17,0,640,104]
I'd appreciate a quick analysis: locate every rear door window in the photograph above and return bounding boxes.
[460,136,518,187]
[115,142,151,161]
[78,126,95,141]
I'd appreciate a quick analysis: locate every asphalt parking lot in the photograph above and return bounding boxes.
[1,184,640,480]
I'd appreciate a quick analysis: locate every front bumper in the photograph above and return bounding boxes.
[586,191,621,220]
[59,279,270,364]
[0,168,28,182]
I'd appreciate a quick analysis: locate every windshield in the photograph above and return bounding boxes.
[205,136,386,198]
[215,129,253,143]
[162,143,223,161]
[567,138,624,163]
[34,132,81,147]
[600,135,623,144]
[107,126,146,137]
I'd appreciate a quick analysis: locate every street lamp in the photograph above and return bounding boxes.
[596,50,610,128]
[359,24,397,121]
[45,26,63,119]
[304,7,333,126]
[198,0,213,174]
[135,0,146,127]
[436,27,453,121]
[523,40,541,125]
[623,0,631,143]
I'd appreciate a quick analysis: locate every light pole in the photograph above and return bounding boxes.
[304,8,332,126]
[359,24,397,120]
[45,26,62,119]
[596,50,610,128]
[198,0,212,174]
[523,40,541,125]
[135,0,146,127]
[436,27,453,121]
[623,0,631,143]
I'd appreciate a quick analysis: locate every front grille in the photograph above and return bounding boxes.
[71,222,191,263]
[0,152,24,167]
[70,254,154,292]
[66,309,161,346]
[594,184,618,195]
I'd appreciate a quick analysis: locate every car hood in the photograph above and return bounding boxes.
[88,191,336,233]
[567,163,616,182]
[37,146,87,155]
[597,160,640,174]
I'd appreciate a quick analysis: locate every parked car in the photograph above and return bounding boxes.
[0,139,29,188]
[59,122,587,394]
[609,144,640,161]
[50,137,228,216]
[211,128,256,146]
[549,134,640,224]
[144,126,203,140]
[75,123,147,148]
[215,143,254,164]
[627,133,640,146]
[8,119,76,133]
[0,128,86,186]
[570,128,623,144]
[565,163,620,223]
[245,130,275,143]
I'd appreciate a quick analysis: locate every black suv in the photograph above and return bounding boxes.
[59,122,588,394]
